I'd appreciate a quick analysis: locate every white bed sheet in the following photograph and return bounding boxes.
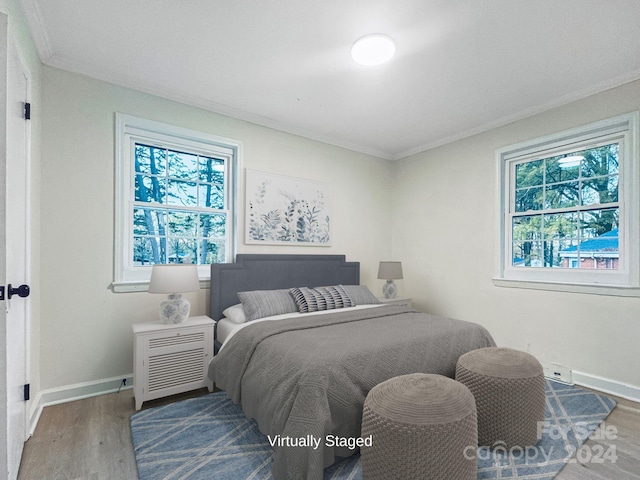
[216,318,240,345]
[218,304,382,350]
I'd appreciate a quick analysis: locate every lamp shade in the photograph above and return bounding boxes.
[377,261,403,280]
[148,264,200,294]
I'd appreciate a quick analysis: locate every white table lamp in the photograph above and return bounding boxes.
[377,261,403,299]
[148,264,200,324]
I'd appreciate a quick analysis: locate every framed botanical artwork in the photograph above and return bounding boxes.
[245,169,331,245]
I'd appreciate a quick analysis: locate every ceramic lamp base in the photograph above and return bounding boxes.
[159,293,191,324]
[382,280,397,299]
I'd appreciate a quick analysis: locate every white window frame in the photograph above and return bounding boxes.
[113,114,241,292]
[494,112,640,296]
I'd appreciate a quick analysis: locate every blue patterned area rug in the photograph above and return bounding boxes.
[130,380,616,480]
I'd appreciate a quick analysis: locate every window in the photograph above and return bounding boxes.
[114,114,240,291]
[495,112,639,294]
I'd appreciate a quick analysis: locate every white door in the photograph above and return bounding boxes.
[5,34,31,480]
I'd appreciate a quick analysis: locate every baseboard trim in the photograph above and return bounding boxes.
[28,394,43,438]
[39,374,134,407]
[26,370,639,436]
[572,370,640,403]
[28,374,134,436]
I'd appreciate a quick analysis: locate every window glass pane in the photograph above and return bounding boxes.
[167,238,197,264]
[543,212,578,239]
[513,241,543,267]
[168,150,198,180]
[133,208,166,236]
[515,186,543,212]
[135,175,165,203]
[515,160,543,189]
[200,239,225,264]
[199,183,224,209]
[581,143,619,178]
[167,180,197,207]
[580,208,619,238]
[576,208,619,270]
[167,210,197,237]
[544,181,579,209]
[513,215,542,241]
[133,236,165,265]
[543,239,577,267]
[545,156,579,183]
[581,175,618,206]
[135,144,166,175]
[200,213,226,238]
[512,216,546,267]
[199,157,225,183]
[542,213,581,269]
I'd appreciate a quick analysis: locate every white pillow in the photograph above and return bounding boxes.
[222,303,248,324]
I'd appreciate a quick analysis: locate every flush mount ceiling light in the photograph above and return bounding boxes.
[351,33,396,66]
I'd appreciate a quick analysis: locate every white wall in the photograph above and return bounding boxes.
[393,79,640,395]
[40,66,392,392]
[37,40,640,403]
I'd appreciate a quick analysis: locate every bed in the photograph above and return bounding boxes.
[208,254,495,480]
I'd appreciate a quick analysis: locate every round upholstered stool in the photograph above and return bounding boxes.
[360,373,477,480]
[455,347,545,449]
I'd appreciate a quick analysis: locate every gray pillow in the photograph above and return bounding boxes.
[237,289,298,321]
[290,285,353,313]
[340,285,381,305]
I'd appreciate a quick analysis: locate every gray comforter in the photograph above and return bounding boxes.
[209,305,495,480]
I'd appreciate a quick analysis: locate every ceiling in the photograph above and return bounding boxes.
[19,0,640,160]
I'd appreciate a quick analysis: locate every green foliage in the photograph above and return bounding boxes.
[512,143,619,268]
[132,143,227,265]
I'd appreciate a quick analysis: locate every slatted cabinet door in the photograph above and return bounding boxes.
[133,316,215,410]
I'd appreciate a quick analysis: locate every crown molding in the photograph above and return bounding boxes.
[22,3,640,163]
[18,0,52,61]
[43,52,394,161]
[393,68,640,161]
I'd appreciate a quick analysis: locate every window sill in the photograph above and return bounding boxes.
[111,279,211,293]
[492,277,640,297]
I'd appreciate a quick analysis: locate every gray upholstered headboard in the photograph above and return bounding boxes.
[209,254,360,321]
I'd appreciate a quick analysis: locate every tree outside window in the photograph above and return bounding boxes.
[132,144,227,266]
[512,143,619,269]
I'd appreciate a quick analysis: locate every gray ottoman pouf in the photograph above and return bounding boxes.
[360,373,477,480]
[455,347,545,449]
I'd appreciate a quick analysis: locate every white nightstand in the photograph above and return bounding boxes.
[378,297,413,308]
[132,315,215,410]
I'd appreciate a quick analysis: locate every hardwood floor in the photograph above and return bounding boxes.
[17,388,210,480]
[17,387,640,480]
[555,392,640,480]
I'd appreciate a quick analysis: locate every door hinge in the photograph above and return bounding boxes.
[23,384,30,401]
[24,102,31,120]
[0,286,4,301]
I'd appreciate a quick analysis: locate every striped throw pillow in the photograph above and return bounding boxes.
[290,285,354,313]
